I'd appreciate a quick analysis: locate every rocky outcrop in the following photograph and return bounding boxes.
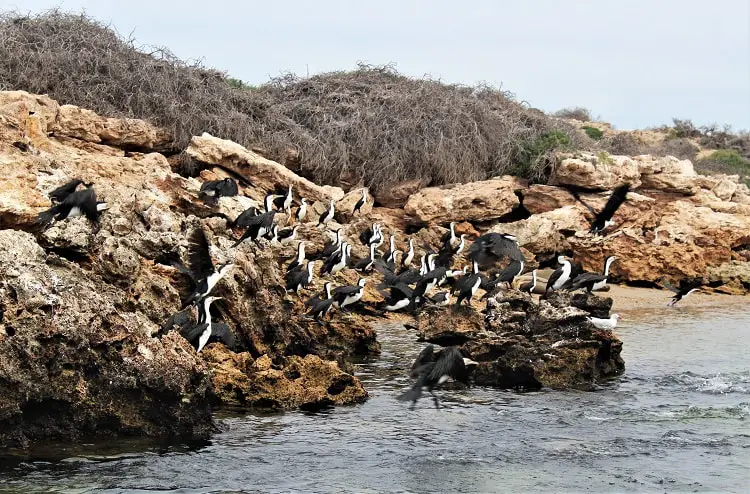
[414,291,623,390]
[0,92,374,449]
[374,178,430,208]
[404,177,525,225]
[186,132,344,203]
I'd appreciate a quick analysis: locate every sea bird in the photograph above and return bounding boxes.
[353,188,368,215]
[519,270,538,294]
[545,256,573,295]
[662,278,703,306]
[181,228,234,310]
[318,199,335,226]
[332,278,366,311]
[573,184,631,234]
[36,187,107,229]
[199,178,238,203]
[588,313,621,330]
[566,256,617,293]
[469,232,524,269]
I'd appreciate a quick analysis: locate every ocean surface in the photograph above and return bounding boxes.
[1,304,749,493]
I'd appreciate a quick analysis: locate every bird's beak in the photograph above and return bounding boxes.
[463,358,479,366]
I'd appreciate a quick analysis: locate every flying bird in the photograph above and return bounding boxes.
[573,184,630,234]
[469,232,524,269]
[181,228,234,310]
[36,187,107,229]
[662,278,703,306]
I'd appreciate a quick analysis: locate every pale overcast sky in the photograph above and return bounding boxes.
[3,0,749,130]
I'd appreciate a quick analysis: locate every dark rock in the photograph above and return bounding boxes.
[570,292,613,318]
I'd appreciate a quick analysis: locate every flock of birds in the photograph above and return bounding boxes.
[32,176,706,408]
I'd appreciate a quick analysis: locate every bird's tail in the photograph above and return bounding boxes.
[396,382,423,403]
[35,207,57,229]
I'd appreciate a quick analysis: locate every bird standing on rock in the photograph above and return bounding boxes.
[545,256,573,296]
[232,210,277,248]
[469,232,524,269]
[295,198,308,223]
[318,199,335,226]
[353,188,368,215]
[199,177,238,203]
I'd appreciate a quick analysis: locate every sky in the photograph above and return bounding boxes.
[3,0,749,130]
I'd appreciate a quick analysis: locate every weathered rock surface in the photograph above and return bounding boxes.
[413,291,623,390]
[0,92,374,449]
[404,176,525,224]
[186,132,344,203]
[551,152,641,190]
[374,178,430,208]
[335,187,374,223]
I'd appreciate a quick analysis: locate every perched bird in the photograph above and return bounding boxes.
[402,238,415,269]
[264,224,279,245]
[454,262,482,307]
[286,261,316,296]
[440,222,458,249]
[354,243,378,272]
[321,242,349,275]
[263,193,278,213]
[662,278,703,306]
[436,234,466,268]
[332,278,367,311]
[359,223,381,246]
[233,206,259,229]
[381,283,413,312]
[566,256,617,293]
[545,256,573,295]
[588,313,621,330]
[429,291,452,306]
[199,178,238,202]
[382,234,397,263]
[305,282,333,308]
[295,198,308,223]
[232,210,277,248]
[573,184,630,234]
[320,229,343,259]
[37,187,108,229]
[307,296,335,320]
[318,199,335,226]
[176,296,236,353]
[519,270,538,294]
[180,228,235,310]
[48,178,87,203]
[286,242,307,273]
[412,262,448,303]
[397,345,478,409]
[277,225,299,246]
[469,233,524,269]
[273,184,293,213]
[480,260,524,299]
[353,188,368,215]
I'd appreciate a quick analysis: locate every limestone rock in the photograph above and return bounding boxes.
[495,206,588,255]
[403,176,525,225]
[334,187,374,223]
[186,132,344,203]
[551,152,641,190]
[51,104,174,152]
[374,178,430,208]
[522,184,576,214]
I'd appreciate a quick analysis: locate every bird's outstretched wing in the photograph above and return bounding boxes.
[661,278,679,293]
[570,190,597,215]
[75,188,100,223]
[597,184,630,223]
[188,227,215,282]
[427,347,466,382]
[410,345,435,377]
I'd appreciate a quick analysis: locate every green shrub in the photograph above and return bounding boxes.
[695,150,750,183]
[511,131,572,182]
[582,125,604,140]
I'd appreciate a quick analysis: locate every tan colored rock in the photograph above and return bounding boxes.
[494,206,588,255]
[50,104,174,152]
[334,187,374,223]
[551,152,641,189]
[404,176,525,225]
[186,132,344,203]
[635,155,700,195]
[374,178,430,208]
[522,185,576,214]
[711,176,739,201]
[0,90,60,133]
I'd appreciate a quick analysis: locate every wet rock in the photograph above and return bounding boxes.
[203,348,367,410]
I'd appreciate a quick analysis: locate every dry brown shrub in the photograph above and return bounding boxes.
[0,10,583,193]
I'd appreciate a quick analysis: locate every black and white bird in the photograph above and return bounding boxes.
[454,262,482,307]
[37,187,108,229]
[181,228,235,310]
[174,295,232,353]
[429,291,452,306]
[307,296,335,320]
[469,232,524,269]
[353,188,368,215]
[193,295,222,353]
[273,184,294,213]
[440,222,458,249]
[662,278,703,306]
[277,225,299,246]
[233,206,259,229]
[354,243,378,272]
[305,281,333,308]
[320,229,343,259]
[481,259,525,296]
[588,313,621,330]
[566,256,617,293]
[264,193,278,213]
[382,234,397,262]
[545,256,573,295]
[359,222,380,246]
[48,178,88,203]
[232,210,277,248]
[381,283,413,312]
[519,270,538,294]
[436,233,466,268]
[332,278,366,311]
[321,242,349,275]
[295,198,308,223]
[199,177,238,202]
[286,260,317,296]
[402,238,415,269]
[412,261,448,303]
[264,224,279,245]
[573,184,631,234]
[397,345,478,409]
[286,242,307,273]
[318,199,335,226]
